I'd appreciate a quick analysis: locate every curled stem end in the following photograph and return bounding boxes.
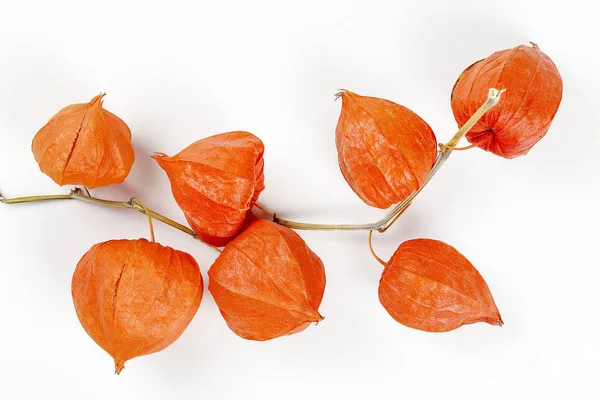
[487,87,506,108]
[368,231,387,268]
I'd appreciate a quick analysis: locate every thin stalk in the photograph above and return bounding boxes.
[368,231,387,268]
[440,143,476,151]
[130,197,155,242]
[0,194,73,203]
[273,88,504,232]
[253,202,275,215]
[0,188,221,253]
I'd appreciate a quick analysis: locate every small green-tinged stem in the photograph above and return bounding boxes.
[273,88,504,232]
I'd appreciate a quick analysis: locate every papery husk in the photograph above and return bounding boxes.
[451,43,562,158]
[153,131,264,246]
[72,239,203,373]
[32,94,134,188]
[379,238,502,332]
[208,219,325,341]
[336,90,437,209]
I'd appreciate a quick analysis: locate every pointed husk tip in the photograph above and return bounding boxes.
[334,89,355,101]
[114,359,125,375]
[151,152,170,165]
[310,309,325,324]
[89,92,107,106]
[300,306,324,324]
[485,313,503,327]
[314,314,325,326]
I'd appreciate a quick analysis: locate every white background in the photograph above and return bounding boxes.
[1,0,598,399]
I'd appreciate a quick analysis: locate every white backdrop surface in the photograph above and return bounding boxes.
[1,0,598,399]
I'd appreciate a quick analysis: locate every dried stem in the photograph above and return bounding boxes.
[130,197,155,242]
[0,188,222,253]
[253,202,275,215]
[439,143,476,151]
[273,88,505,232]
[368,231,387,267]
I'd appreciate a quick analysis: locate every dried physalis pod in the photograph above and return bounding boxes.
[72,239,203,374]
[32,94,135,188]
[451,43,563,158]
[378,238,502,332]
[335,90,438,209]
[153,131,264,246]
[208,219,325,341]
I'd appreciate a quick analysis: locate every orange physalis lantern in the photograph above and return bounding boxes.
[32,94,135,188]
[378,238,502,332]
[153,131,265,246]
[72,239,203,374]
[335,90,438,209]
[208,219,325,341]
[451,43,563,158]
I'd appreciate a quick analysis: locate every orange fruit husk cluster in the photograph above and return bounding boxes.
[208,219,326,341]
[379,239,502,332]
[335,90,438,209]
[32,94,135,188]
[451,43,563,158]
[153,131,264,246]
[72,239,203,374]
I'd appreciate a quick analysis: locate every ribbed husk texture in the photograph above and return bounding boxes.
[153,131,265,246]
[335,90,438,209]
[379,239,502,332]
[72,239,203,374]
[451,43,563,158]
[32,94,135,188]
[209,219,326,341]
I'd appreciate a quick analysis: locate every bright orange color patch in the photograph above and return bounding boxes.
[153,131,265,246]
[379,239,502,332]
[72,239,203,374]
[451,43,563,158]
[335,90,438,209]
[208,219,325,341]
[32,94,135,188]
